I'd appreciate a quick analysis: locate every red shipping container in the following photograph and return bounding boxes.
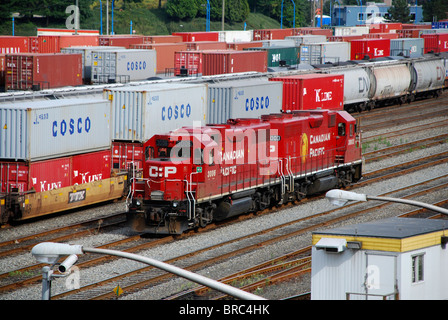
[227,42,264,50]
[369,23,402,33]
[0,150,111,193]
[142,35,183,44]
[174,50,204,76]
[421,33,448,53]
[294,27,332,37]
[28,36,39,53]
[253,29,294,40]
[202,50,267,75]
[0,36,29,54]
[172,32,219,42]
[350,39,390,60]
[402,24,431,30]
[99,35,144,48]
[131,43,188,73]
[38,35,99,53]
[363,33,399,40]
[112,142,144,172]
[186,41,227,51]
[6,53,82,90]
[269,74,344,111]
[0,55,5,88]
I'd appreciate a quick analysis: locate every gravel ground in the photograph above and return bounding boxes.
[0,108,447,301]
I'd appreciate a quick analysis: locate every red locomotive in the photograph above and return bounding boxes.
[127,109,363,234]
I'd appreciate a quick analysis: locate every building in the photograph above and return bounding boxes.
[311,217,448,300]
[331,3,423,26]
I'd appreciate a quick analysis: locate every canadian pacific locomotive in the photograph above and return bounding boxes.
[126,109,362,234]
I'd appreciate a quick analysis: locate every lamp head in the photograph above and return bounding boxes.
[325,189,367,207]
[31,242,83,265]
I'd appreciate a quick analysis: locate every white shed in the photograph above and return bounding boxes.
[311,217,448,300]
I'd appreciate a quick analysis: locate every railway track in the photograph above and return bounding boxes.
[0,95,447,300]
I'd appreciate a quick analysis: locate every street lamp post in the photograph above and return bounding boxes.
[31,242,265,300]
[325,189,448,215]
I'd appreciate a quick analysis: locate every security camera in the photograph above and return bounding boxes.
[58,254,78,273]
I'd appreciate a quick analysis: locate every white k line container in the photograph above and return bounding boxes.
[104,83,208,142]
[91,49,157,84]
[207,79,283,124]
[0,99,111,161]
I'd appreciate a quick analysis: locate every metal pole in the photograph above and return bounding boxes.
[111,0,115,35]
[83,247,265,300]
[41,266,53,300]
[106,0,109,35]
[367,196,448,215]
[12,17,14,36]
[99,0,103,35]
[221,0,225,31]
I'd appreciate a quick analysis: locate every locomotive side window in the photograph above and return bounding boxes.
[338,123,346,136]
[350,124,354,137]
[193,148,203,165]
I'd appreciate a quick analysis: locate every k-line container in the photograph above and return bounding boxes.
[390,38,424,58]
[5,53,83,90]
[0,99,112,161]
[269,73,344,111]
[104,83,208,142]
[207,79,283,124]
[38,35,99,53]
[350,39,390,60]
[91,49,156,83]
[0,149,111,193]
[0,36,29,54]
[202,50,268,75]
[61,46,125,81]
[172,32,219,42]
[299,42,350,64]
[421,33,448,53]
[245,47,298,67]
[284,35,327,46]
[130,43,187,73]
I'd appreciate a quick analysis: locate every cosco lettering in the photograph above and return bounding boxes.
[127,61,147,71]
[52,117,91,137]
[161,104,191,121]
[245,96,269,111]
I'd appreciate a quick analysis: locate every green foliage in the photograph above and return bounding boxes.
[422,0,448,21]
[166,0,199,20]
[388,0,411,23]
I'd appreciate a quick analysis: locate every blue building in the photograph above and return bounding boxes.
[331,3,423,27]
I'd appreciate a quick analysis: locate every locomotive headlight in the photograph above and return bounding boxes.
[133,199,142,207]
[172,202,178,208]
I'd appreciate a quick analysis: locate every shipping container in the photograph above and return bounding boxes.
[99,35,145,48]
[104,83,207,142]
[260,39,297,47]
[38,35,99,53]
[299,42,350,64]
[245,47,298,67]
[142,35,183,44]
[91,49,157,83]
[397,29,427,38]
[61,46,125,81]
[369,23,402,33]
[333,26,369,36]
[0,55,5,90]
[253,29,294,41]
[294,27,333,37]
[202,50,268,75]
[0,99,111,161]
[218,30,253,43]
[284,35,327,46]
[421,33,448,53]
[112,141,144,172]
[402,24,432,30]
[350,39,390,60]
[28,36,39,53]
[363,33,399,39]
[130,43,187,73]
[328,35,364,42]
[186,41,228,51]
[172,32,219,42]
[0,36,29,54]
[5,53,82,90]
[0,149,111,193]
[174,50,204,76]
[390,38,424,58]
[269,73,344,111]
[226,42,263,50]
[207,79,283,124]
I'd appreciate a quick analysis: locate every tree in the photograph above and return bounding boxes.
[165,0,199,20]
[422,0,448,22]
[388,0,411,23]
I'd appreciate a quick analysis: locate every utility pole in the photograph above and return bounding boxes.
[222,0,225,31]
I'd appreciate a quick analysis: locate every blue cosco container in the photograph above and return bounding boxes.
[390,38,424,58]
[207,79,283,124]
[0,99,112,161]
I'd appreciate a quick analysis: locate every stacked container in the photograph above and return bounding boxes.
[99,35,145,48]
[130,43,187,73]
[269,74,344,111]
[207,79,283,124]
[245,47,298,67]
[284,35,327,46]
[37,35,99,53]
[201,50,267,75]
[90,49,157,83]
[390,38,424,58]
[218,30,253,43]
[0,36,29,54]
[253,29,294,41]
[421,33,448,53]
[299,42,350,64]
[172,32,219,42]
[5,53,82,90]
[350,39,391,60]
[142,35,183,44]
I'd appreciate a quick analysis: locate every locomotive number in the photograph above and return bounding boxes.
[207,170,216,178]
[221,166,237,176]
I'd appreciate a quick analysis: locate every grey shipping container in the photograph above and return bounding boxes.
[104,83,207,142]
[0,99,111,161]
[61,46,125,81]
[299,42,350,64]
[91,49,157,84]
[207,79,283,124]
[390,38,424,58]
[284,35,327,46]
